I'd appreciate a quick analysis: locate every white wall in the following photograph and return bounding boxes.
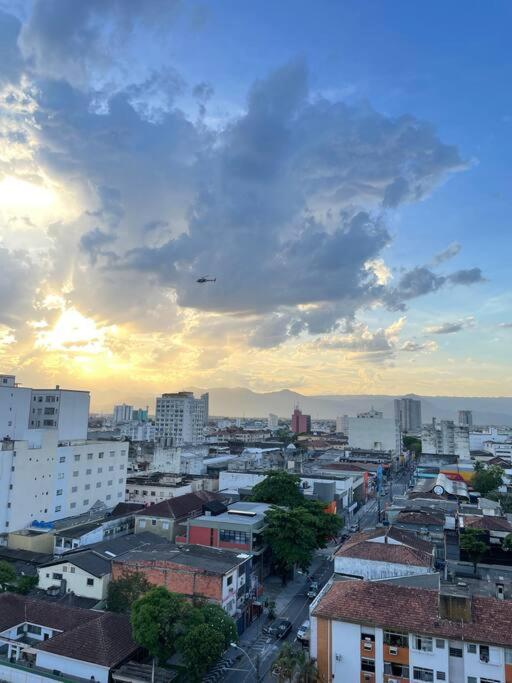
[38,562,108,600]
[35,652,109,683]
[330,620,361,682]
[28,390,89,441]
[334,556,431,580]
[0,385,31,440]
[346,415,401,454]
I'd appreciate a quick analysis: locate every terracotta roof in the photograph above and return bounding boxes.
[396,509,445,526]
[36,612,137,667]
[464,515,512,532]
[136,490,225,520]
[313,581,512,648]
[0,594,137,667]
[109,501,146,517]
[336,528,433,567]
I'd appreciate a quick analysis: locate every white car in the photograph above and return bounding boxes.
[297,619,310,642]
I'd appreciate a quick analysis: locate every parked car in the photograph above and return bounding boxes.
[297,619,310,643]
[263,618,292,639]
[349,522,359,533]
[307,581,319,599]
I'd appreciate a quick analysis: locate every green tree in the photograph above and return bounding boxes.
[486,491,512,513]
[264,507,318,579]
[472,464,503,496]
[179,623,225,682]
[15,575,38,595]
[403,435,421,456]
[503,534,512,551]
[272,643,319,683]
[131,587,188,662]
[251,471,304,507]
[0,561,16,591]
[107,570,150,613]
[301,499,343,547]
[460,529,488,574]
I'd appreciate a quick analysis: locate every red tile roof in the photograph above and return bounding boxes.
[335,528,433,567]
[396,509,445,526]
[463,515,512,532]
[135,490,224,520]
[313,581,512,647]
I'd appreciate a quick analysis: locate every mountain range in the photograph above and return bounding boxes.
[94,387,512,425]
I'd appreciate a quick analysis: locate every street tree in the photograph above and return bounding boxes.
[472,464,503,496]
[251,471,303,507]
[460,529,488,574]
[264,506,318,579]
[179,623,225,682]
[181,602,237,650]
[131,587,188,662]
[301,499,343,546]
[107,570,150,613]
[0,561,16,591]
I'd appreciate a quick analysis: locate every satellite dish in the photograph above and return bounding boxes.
[433,485,444,496]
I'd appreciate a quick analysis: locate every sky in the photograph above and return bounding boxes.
[0,0,511,408]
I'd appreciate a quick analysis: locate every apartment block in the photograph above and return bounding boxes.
[155,391,208,445]
[311,580,512,683]
[394,397,422,435]
[422,420,470,458]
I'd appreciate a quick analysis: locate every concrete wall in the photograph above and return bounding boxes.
[38,562,108,600]
[36,652,109,683]
[334,556,431,580]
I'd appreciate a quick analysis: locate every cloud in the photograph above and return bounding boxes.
[431,242,461,265]
[447,267,485,285]
[400,340,438,353]
[498,322,512,329]
[424,317,476,335]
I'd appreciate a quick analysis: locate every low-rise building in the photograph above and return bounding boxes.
[334,527,435,580]
[112,544,254,630]
[310,580,512,683]
[134,490,227,541]
[125,472,216,505]
[0,593,138,683]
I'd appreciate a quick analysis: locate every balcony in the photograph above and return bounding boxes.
[383,644,409,665]
[361,640,375,657]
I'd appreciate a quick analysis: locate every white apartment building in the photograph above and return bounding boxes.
[422,419,470,458]
[0,374,89,441]
[470,427,512,452]
[268,413,279,429]
[0,430,127,533]
[119,420,155,441]
[338,409,401,454]
[394,396,422,434]
[155,391,208,445]
[311,580,512,683]
[112,403,133,424]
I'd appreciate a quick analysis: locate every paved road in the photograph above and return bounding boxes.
[222,556,333,683]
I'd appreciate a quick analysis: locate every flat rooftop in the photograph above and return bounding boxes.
[117,544,250,574]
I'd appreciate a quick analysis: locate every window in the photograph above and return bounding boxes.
[83,499,89,505]
[106,494,111,501]
[227,575,233,586]
[480,679,500,683]
[85,484,90,490]
[71,486,77,492]
[17,625,24,635]
[413,667,434,682]
[480,645,490,663]
[87,453,93,460]
[413,635,433,652]
[74,454,81,462]
[56,489,63,496]
[27,625,42,635]
[70,502,76,509]
[86,468,92,475]
[86,578,94,586]
[151,519,157,526]
[219,529,250,545]
[58,472,64,480]
[97,467,103,473]
[70,567,75,573]
[505,648,512,664]
[139,520,147,528]
[449,647,463,658]
[361,658,375,673]
[109,450,115,457]
[162,521,169,530]
[59,456,66,463]
[119,478,123,483]
[467,644,477,654]
[52,572,63,580]
[384,631,408,648]
[151,491,156,496]
[73,470,79,477]
[109,465,114,471]
[436,673,446,681]
[96,482,101,488]
[108,480,113,486]
[120,464,125,469]
[435,639,445,649]
[467,678,477,683]
[99,452,104,459]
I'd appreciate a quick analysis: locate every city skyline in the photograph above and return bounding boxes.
[1,1,511,400]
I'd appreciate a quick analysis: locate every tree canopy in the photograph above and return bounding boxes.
[131,587,188,662]
[403,435,421,455]
[0,561,16,591]
[107,570,150,613]
[460,528,488,573]
[250,470,304,507]
[472,464,503,496]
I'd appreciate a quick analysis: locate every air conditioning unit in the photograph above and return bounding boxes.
[363,675,372,681]
[389,646,398,655]
[363,642,373,650]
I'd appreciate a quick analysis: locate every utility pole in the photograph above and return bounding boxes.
[255,653,261,682]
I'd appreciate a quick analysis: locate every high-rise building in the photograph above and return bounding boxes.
[155,391,209,445]
[291,407,311,434]
[394,396,422,434]
[0,374,89,441]
[0,375,127,532]
[132,407,149,422]
[342,408,401,454]
[268,413,279,429]
[458,409,473,427]
[422,418,470,457]
[112,403,133,424]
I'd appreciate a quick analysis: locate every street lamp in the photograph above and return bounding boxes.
[230,643,259,680]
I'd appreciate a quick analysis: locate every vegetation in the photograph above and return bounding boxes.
[0,560,16,591]
[130,588,238,681]
[460,528,488,574]
[15,575,38,595]
[107,570,150,613]
[486,491,512,513]
[471,462,503,496]
[403,435,421,456]
[503,534,512,551]
[251,470,304,507]
[272,643,318,682]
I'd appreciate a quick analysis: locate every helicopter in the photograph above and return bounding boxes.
[196,275,216,283]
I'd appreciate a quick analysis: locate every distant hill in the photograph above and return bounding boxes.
[93,386,512,425]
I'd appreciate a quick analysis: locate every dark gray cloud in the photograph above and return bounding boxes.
[447,267,485,286]
[431,242,461,265]
[425,317,475,335]
[0,246,39,326]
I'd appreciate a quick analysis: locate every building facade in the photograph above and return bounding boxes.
[422,419,470,458]
[291,407,311,434]
[311,580,512,683]
[0,375,89,441]
[268,413,279,429]
[155,391,209,445]
[458,410,473,427]
[112,404,133,424]
[341,409,401,455]
[394,397,422,435]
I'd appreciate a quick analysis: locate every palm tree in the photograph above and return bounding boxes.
[272,644,319,683]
